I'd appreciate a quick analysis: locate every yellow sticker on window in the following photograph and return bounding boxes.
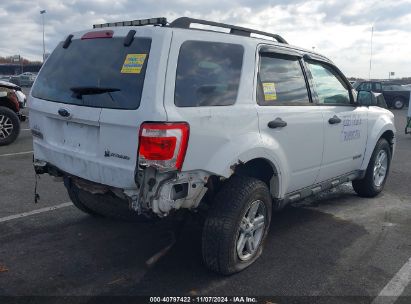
[121,54,147,74]
[262,82,277,101]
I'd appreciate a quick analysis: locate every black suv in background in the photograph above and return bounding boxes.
[355,81,410,109]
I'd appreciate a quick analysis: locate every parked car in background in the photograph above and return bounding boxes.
[406,105,411,135]
[10,72,36,87]
[0,80,27,145]
[0,80,27,109]
[0,75,11,82]
[402,84,411,91]
[355,81,410,109]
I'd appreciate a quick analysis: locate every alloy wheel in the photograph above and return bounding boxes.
[373,150,388,187]
[236,200,267,261]
[0,114,13,140]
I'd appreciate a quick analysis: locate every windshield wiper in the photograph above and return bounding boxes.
[70,86,120,99]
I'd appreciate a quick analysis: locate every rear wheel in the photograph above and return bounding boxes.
[0,106,20,146]
[352,138,391,197]
[202,175,272,275]
[393,98,405,110]
[64,178,152,222]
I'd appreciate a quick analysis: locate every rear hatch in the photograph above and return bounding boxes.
[29,27,170,189]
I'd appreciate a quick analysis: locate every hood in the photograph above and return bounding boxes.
[0,80,21,90]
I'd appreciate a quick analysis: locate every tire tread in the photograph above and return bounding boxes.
[202,175,271,274]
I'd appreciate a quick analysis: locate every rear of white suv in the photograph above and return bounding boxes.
[30,26,171,189]
[29,17,396,276]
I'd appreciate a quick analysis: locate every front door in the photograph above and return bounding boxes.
[305,61,368,182]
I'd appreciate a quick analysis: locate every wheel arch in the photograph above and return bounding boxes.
[233,157,281,198]
[380,129,395,154]
[361,121,396,171]
[0,97,19,112]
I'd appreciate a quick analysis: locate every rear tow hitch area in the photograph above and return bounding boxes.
[33,160,210,217]
[134,167,210,217]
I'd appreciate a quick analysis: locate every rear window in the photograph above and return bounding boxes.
[32,37,151,110]
[175,41,244,107]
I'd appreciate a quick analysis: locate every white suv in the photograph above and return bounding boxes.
[29,17,396,275]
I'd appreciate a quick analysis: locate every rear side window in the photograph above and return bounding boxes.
[359,82,372,91]
[32,37,151,110]
[175,41,244,107]
[372,82,382,91]
[307,61,351,105]
[257,54,309,105]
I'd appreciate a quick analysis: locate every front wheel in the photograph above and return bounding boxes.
[352,138,391,197]
[202,175,272,275]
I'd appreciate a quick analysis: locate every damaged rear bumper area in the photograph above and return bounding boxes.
[33,159,210,217]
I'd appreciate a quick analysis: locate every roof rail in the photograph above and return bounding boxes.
[169,17,288,44]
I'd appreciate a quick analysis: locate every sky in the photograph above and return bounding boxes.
[1,0,411,79]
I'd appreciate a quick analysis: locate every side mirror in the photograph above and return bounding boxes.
[356,90,387,108]
[356,90,374,106]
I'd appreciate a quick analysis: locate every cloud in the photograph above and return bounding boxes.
[0,0,410,78]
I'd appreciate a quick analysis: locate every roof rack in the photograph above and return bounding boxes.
[93,17,167,29]
[169,17,288,44]
[92,16,288,44]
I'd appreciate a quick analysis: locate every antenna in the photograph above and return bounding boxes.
[369,26,374,80]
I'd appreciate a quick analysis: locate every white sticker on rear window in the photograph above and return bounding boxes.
[121,54,147,74]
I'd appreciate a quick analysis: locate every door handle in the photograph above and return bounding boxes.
[58,108,71,118]
[268,117,287,129]
[328,115,342,125]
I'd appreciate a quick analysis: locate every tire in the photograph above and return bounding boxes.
[392,98,405,110]
[352,138,391,197]
[64,178,152,222]
[0,106,20,146]
[202,175,272,275]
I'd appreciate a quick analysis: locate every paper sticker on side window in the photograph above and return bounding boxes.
[262,82,277,101]
[121,54,147,74]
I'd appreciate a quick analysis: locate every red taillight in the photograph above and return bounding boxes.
[139,137,177,160]
[138,122,190,171]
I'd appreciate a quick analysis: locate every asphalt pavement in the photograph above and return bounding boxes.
[0,91,410,303]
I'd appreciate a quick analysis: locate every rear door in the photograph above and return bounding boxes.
[305,60,368,182]
[255,49,324,193]
[30,28,171,189]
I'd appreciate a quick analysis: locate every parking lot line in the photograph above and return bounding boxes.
[21,128,31,131]
[0,151,33,157]
[371,257,411,304]
[0,202,73,223]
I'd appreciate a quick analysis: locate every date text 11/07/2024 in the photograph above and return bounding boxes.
[149,296,258,303]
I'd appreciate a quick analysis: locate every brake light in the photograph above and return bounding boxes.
[138,122,190,171]
[81,30,113,40]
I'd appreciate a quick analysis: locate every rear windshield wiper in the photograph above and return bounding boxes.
[70,86,120,98]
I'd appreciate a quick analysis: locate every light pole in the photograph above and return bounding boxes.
[40,10,46,62]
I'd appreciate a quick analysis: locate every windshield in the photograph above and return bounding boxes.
[32,37,151,110]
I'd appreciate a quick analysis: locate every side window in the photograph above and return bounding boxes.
[360,82,372,91]
[373,82,382,91]
[307,61,351,104]
[257,54,309,105]
[175,41,244,107]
